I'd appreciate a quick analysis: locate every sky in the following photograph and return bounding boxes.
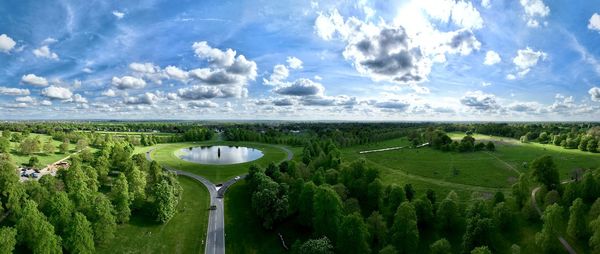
[1,0,600,121]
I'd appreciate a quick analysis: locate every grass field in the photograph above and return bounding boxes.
[97,176,209,254]
[225,181,309,254]
[341,134,600,200]
[149,141,288,183]
[8,133,78,167]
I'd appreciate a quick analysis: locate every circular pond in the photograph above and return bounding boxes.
[177,145,264,165]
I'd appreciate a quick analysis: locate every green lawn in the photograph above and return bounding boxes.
[97,176,209,254]
[8,133,78,167]
[150,141,288,183]
[225,181,309,254]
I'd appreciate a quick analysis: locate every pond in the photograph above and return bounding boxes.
[177,145,264,165]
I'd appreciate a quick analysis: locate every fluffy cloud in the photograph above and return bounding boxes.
[300,95,357,107]
[41,86,73,100]
[520,0,550,27]
[188,100,218,108]
[481,0,491,9]
[0,34,16,53]
[0,86,30,96]
[508,102,542,112]
[124,92,160,105]
[589,87,600,102]
[509,47,547,78]
[16,96,34,103]
[286,56,303,69]
[129,62,159,74]
[484,50,501,65]
[112,76,147,89]
[263,64,289,86]
[374,100,410,111]
[273,98,295,106]
[164,66,188,81]
[101,89,117,97]
[113,10,125,19]
[274,78,325,96]
[589,13,600,32]
[21,74,49,86]
[33,45,59,60]
[178,85,221,100]
[460,91,499,111]
[71,94,88,103]
[315,8,481,86]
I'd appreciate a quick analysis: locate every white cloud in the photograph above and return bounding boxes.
[82,67,93,73]
[589,87,600,102]
[286,56,303,69]
[509,47,547,78]
[192,41,236,66]
[0,34,17,53]
[41,86,73,100]
[112,76,147,89]
[484,50,501,65]
[314,75,322,80]
[481,0,491,9]
[506,74,516,80]
[0,86,30,96]
[42,37,58,45]
[124,92,159,105]
[164,66,188,81]
[40,100,52,106]
[21,74,49,86]
[274,78,325,97]
[188,100,218,108]
[481,82,492,87]
[16,96,34,103]
[589,13,600,32]
[101,89,117,97]
[129,62,159,73]
[419,0,484,30]
[71,94,88,103]
[460,90,499,111]
[520,0,550,27]
[33,45,59,60]
[263,64,289,86]
[113,10,125,19]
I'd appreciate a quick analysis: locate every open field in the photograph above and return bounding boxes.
[225,181,309,254]
[341,134,600,200]
[8,133,78,167]
[149,141,288,183]
[97,176,209,254]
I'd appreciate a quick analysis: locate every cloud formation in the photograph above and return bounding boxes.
[590,87,600,102]
[460,90,499,111]
[274,78,325,96]
[112,76,147,89]
[41,86,73,100]
[21,74,49,86]
[0,86,29,96]
[519,0,550,27]
[33,45,59,60]
[484,50,501,65]
[0,34,16,53]
[589,13,600,32]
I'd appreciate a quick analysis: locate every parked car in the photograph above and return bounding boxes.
[21,172,29,177]
[216,183,223,187]
[31,172,39,178]
[234,176,240,180]
[209,205,217,210]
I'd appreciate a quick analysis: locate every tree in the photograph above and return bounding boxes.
[404,183,415,201]
[0,227,17,254]
[250,173,289,229]
[293,236,333,254]
[414,197,434,229]
[76,138,88,151]
[582,171,599,203]
[437,192,462,234]
[530,155,560,190]
[486,141,495,151]
[337,213,370,254]
[59,139,70,154]
[0,137,10,154]
[112,173,131,223]
[43,139,56,154]
[313,186,343,242]
[16,200,62,254]
[535,204,563,253]
[383,185,405,224]
[64,161,93,211]
[430,238,452,254]
[298,181,316,227]
[471,246,492,254]
[64,212,95,253]
[390,202,419,254]
[19,137,40,155]
[154,179,177,223]
[0,160,26,218]
[127,166,147,205]
[463,215,494,253]
[566,198,587,240]
[28,156,40,168]
[366,179,383,214]
[492,202,514,232]
[90,194,116,244]
[44,191,74,234]
[367,211,388,250]
[590,215,600,253]
[378,245,398,254]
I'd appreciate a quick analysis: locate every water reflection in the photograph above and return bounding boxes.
[178,145,264,165]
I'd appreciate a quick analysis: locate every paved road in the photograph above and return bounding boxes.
[145,144,293,254]
[531,183,577,254]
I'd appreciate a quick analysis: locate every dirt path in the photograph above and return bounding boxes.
[484,151,521,175]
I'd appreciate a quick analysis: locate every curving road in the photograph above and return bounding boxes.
[145,144,293,254]
[531,182,577,254]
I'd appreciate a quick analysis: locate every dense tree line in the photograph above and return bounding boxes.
[408,129,495,153]
[0,137,181,253]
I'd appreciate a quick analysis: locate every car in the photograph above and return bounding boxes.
[21,172,29,177]
[234,176,241,180]
[31,173,39,178]
[209,205,217,210]
[215,183,223,187]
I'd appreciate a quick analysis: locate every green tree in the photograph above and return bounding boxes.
[298,181,316,227]
[44,191,74,234]
[59,139,70,154]
[383,185,405,224]
[471,246,492,254]
[250,173,289,229]
[90,194,116,244]
[112,173,131,224]
[0,160,26,218]
[313,186,343,242]
[76,138,88,151]
[0,227,17,254]
[390,202,419,254]
[337,213,370,254]
[378,245,398,254]
[535,204,563,253]
[530,155,560,190]
[28,156,40,168]
[43,139,56,154]
[492,202,514,232]
[582,171,599,203]
[366,211,388,250]
[0,137,10,154]
[404,183,415,201]
[486,141,495,151]
[127,166,147,204]
[413,197,434,229]
[64,212,95,253]
[16,200,62,254]
[64,162,93,211]
[19,137,40,155]
[293,236,333,254]
[566,198,587,240]
[437,192,462,234]
[430,238,452,254]
[590,215,600,253]
[463,215,494,253]
[154,179,177,223]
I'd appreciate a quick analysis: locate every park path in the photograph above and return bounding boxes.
[483,151,521,175]
[145,143,293,254]
[531,183,577,254]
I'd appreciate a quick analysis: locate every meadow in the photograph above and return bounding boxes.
[8,133,78,167]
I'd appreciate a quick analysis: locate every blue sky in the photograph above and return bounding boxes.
[1,0,599,120]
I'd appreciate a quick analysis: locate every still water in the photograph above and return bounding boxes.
[177,145,264,165]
